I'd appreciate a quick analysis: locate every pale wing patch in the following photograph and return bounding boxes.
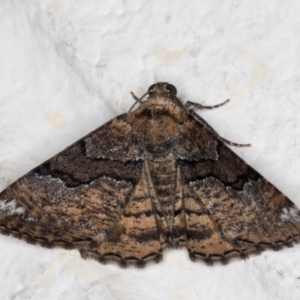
[0,200,25,216]
[280,207,300,223]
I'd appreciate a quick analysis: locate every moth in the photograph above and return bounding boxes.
[0,82,300,268]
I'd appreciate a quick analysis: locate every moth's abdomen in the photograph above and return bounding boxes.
[146,153,185,245]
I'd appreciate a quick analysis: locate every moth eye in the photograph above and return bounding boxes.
[148,84,157,93]
[148,83,177,95]
[166,84,177,95]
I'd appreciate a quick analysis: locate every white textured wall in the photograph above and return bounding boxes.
[1,1,300,299]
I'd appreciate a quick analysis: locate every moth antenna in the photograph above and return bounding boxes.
[129,90,149,112]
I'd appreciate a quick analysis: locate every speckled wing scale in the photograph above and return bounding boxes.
[1,82,300,267]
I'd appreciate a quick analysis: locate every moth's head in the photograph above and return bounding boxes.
[148,82,177,96]
[129,82,178,112]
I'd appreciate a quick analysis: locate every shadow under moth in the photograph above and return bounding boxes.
[0,82,300,268]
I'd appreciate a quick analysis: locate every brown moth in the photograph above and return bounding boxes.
[0,82,300,268]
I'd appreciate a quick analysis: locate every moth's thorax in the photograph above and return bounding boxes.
[125,92,217,159]
[131,94,186,155]
[143,93,185,112]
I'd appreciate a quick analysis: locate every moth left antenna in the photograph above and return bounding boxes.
[129,90,149,112]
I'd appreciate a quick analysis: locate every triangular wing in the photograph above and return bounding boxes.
[0,113,144,250]
[179,115,300,264]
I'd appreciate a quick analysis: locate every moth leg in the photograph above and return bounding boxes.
[185,99,230,110]
[187,109,251,147]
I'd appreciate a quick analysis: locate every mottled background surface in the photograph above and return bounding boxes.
[1,1,300,299]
